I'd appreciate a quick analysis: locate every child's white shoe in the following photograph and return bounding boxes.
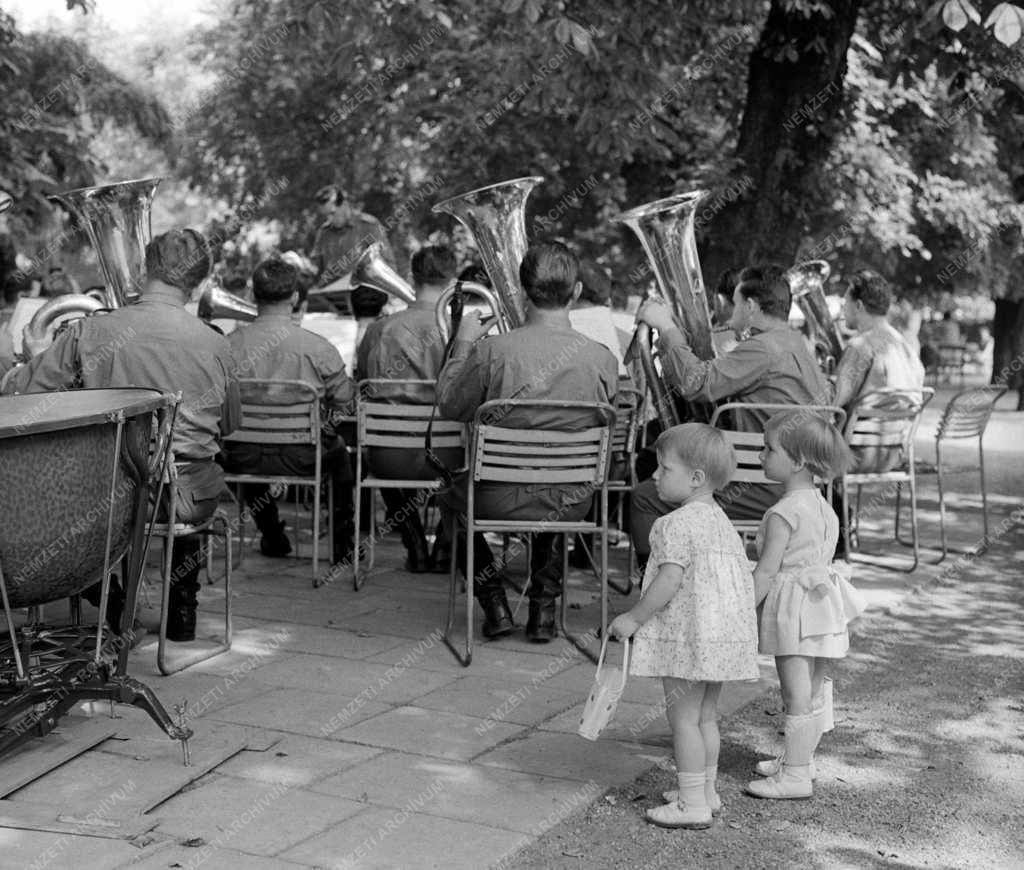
[645,800,713,829]
[754,754,816,779]
[745,766,813,800]
[660,789,721,815]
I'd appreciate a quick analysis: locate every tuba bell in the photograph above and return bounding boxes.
[787,259,843,375]
[431,176,542,333]
[348,241,416,305]
[197,279,257,322]
[614,190,716,429]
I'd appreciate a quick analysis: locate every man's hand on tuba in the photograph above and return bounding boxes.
[635,298,679,335]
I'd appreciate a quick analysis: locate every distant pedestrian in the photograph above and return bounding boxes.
[745,411,861,801]
[609,423,759,829]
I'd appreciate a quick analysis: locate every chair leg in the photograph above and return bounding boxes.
[442,516,472,667]
[353,478,364,591]
[158,520,233,676]
[906,474,920,573]
[312,478,320,579]
[234,484,246,568]
[978,443,990,552]
[937,444,948,562]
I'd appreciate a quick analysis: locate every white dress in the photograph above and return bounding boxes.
[757,490,864,658]
[630,500,760,682]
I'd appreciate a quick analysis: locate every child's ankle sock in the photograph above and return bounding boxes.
[704,764,719,808]
[676,771,708,809]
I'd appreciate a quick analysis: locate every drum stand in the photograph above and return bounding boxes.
[0,406,192,763]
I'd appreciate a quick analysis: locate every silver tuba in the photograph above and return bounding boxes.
[349,241,416,305]
[23,178,160,357]
[431,176,542,334]
[614,190,716,429]
[197,280,257,322]
[434,280,509,344]
[787,259,843,375]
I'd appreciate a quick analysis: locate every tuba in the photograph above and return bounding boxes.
[614,190,716,429]
[349,241,416,305]
[787,259,843,375]
[23,178,161,357]
[431,176,542,334]
[197,279,257,322]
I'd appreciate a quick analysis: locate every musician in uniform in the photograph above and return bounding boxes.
[629,264,829,563]
[310,185,394,315]
[353,245,461,571]
[437,242,619,642]
[220,256,358,565]
[3,229,240,642]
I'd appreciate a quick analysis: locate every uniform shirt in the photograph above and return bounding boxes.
[2,287,239,460]
[438,321,619,429]
[227,313,355,421]
[833,321,925,410]
[311,210,394,286]
[356,303,445,404]
[657,321,829,431]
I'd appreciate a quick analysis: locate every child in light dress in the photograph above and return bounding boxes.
[609,423,758,829]
[745,411,863,800]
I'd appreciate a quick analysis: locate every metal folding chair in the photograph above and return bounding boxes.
[151,458,232,676]
[222,378,332,580]
[353,378,465,590]
[709,403,847,540]
[897,385,1007,560]
[841,388,933,572]
[443,399,615,667]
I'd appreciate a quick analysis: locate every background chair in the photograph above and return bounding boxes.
[443,399,615,667]
[897,385,1007,560]
[841,388,933,572]
[929,343,968,387]
[353,378,465,590]
[223,378,332,579]
[709,403,846,541]
[150,457,232,676]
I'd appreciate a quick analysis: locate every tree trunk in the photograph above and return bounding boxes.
[701,0,862,283]
[991,297,1024,408]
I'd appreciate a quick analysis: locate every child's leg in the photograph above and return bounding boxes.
[746,656,820,799]
[699,682,723,811]
[648,678,713,828]
[811,657,833,732]
[776,655,814,716]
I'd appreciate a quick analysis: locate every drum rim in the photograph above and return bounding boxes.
[0,387,172,439]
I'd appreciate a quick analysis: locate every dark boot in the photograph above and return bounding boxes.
[383,490,431,573]
[247,484,291,557]
[332,519,358,565]
[167,544,200,643]
[477,582,515,639]
[82,576,125,635]
[568,533,592,570]
[430,522,451,574]
[526,534,562,643]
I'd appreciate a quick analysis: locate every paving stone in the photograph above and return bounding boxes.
[230,590,379,625]
[333,706,525,761]
[115,841,315,869]
[0,829,141,870]
[154,776,363,857]
[309,750,602,834]
[412,675,579,727]
[281,807,527,870]
[216,736,383,787]
[475,730,662,783]
[208,687,390,739]
[238,652,460,704]
[232,618,411,659]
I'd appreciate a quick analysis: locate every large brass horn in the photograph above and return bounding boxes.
[197,281,257,322]
[49,177,161,307]
[787,259,843,375]
[432,176,542,330]
[348,241,416,305]
[434,281,509,344]
[614,190,716,429]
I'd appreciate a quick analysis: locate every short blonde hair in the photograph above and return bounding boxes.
[655,423,736,490]
[765,411,854,481]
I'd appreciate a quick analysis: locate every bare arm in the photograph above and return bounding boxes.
[608,562,685,638]
[753,513,791,605]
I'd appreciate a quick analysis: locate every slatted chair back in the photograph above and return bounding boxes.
[358,401,464,452]
[935,386,1006,441]
[224,379,321,447]
[843,389,933,471]
[471,400,615,488]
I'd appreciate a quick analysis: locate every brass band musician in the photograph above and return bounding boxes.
[629,265,829,565]
[436,242,619,642]
[2,230,241,642]
[354,245,460,572]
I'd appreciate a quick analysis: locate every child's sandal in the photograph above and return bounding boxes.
[660,790,721,815]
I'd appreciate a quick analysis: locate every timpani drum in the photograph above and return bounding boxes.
[0,388,170,609]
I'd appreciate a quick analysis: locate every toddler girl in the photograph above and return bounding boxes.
[745,411,861,800]
[610,423,759,829]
